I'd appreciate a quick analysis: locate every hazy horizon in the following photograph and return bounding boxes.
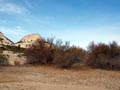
[0,0,120,49]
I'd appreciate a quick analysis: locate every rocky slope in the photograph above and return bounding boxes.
[0,32,14,46]
[2,51,26,65]
[0,32,42,48]
[15,34,42,48]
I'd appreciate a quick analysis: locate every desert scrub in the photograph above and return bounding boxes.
[24,38,87,68]
[87,41,120,70]
[53,46,87,68]
[24,39,54,64]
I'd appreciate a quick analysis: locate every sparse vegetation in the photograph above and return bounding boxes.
[0,34,120,70]
[24,38,120,70]
[24,39,54,64]
[0,45,25,53]
[53,47,87,68]
[53,42,87,68]
[0,45,25,66]
[25,38,87,68]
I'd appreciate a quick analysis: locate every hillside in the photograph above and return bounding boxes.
[0,32,14,46]
[0,32,42,48]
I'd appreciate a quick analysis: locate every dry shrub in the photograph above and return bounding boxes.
[24,39,54,64]
[87,41,120,70]
[24,38,87,68]
[53,46,87,68]
[53,40,87,68]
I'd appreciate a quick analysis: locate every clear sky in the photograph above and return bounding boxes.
[0,0,120,49]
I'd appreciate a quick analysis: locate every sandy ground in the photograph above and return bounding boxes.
[0,65,120,90]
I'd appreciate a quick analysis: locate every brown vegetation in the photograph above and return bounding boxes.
[87,41,120,70]
[24,38,87,68]
[53,45,87,68]
[24,39,54,64]
[24,38,120,70]
[0,36,120,70]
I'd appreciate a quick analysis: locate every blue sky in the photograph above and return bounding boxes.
[0,0,120,49]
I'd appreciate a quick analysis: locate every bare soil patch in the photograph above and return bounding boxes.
[0,66,120,90]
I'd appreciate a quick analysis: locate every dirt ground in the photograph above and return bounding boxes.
[0,65,120,90]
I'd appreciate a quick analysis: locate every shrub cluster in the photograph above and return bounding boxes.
[25,38,87,68]
[24,38,120,70]
[87,41,120,70]
[24,39,54,64]
[53,45,87,68]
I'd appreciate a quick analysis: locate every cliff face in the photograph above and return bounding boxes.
[0,32,14,46]
[15,34,42,48]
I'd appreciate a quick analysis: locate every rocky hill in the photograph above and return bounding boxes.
[0,32,42,48]
[0,32,14,47]
[15,34,42,48]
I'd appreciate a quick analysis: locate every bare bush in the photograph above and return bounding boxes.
[24,39,54,64]
[87,41,120,70]
[24,38,87,68]
[53,46,87,68]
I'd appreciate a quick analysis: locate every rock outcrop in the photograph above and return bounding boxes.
[0,32,43,48]
[0,32,14,47]
[15,34,42,48]
[0,32,43,66]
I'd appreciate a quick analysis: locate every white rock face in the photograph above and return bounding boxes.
[0,32,14,46]
[15,34,42,48]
